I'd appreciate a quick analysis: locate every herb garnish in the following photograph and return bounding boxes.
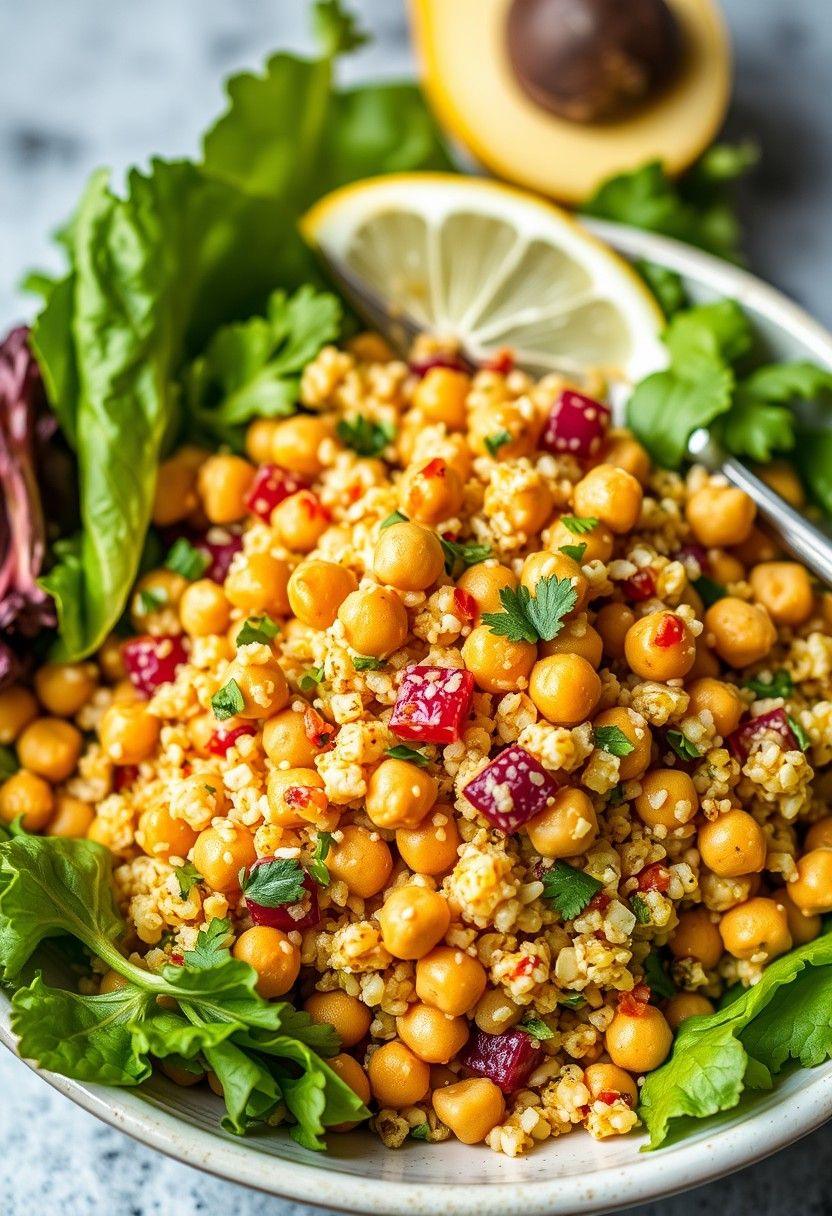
[541,861,603,921]
[386,744,431,768]
[240,858,306,908]
[236,615,280,647]
[211,678,244,721]
[482,575,578,644]
[165,537,209,581]
[594,725,635,758]
[666,730,703,762]
[336,415,395,457]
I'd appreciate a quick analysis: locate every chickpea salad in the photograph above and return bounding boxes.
[3,0,832,1163]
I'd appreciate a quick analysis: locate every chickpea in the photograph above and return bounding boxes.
[222,655,289,719]
[686,485,756,548]
[698,810,766,878]
[525,787,598,859]
[774,886,822,945]
[669,907,723,968]
[97,635,127,683]
[806,817,832,851]
[432,1078,505,1145]
[192,824,257,894]
[415,946,487,1016]
[720,896,792,961]
[233,926,300,999]
[749,561,814,627]
[731,525,780,567]
[46,793,95,838]
[592,707,652,780]
[396,806,460,876]
[546,518,614,564]
[473,989,521,1035]
[584,1062,638,1105]
[468,398,541,460]
[303,991,372,1048]
[635,769,699,831]
[704,598,777,668]
[224,552,291,617]
[664,993,714,1031]
[267,767,327,828]
[34,662,97,718]
[366,758,437,830]
[137,806,199,861]
[368,1040,430,1108]
[347,330,396,362]
[506,483,555,535]
[540,615,603,667]
[528,654,602,727]
[245,418,281,465]
[399,458,464,526]
[413,367,471,430]
[271,490,330,553]
[287,560,358,629]
[112,679,144,706]
[572,464,643,534]
[377,886,451,960]
[709,552,746,585]
[99,702,160,765]
[624,612,696,681]
[152,453,201,526]
[99,970,129,995]
[130,568,187,635]
[755,460,806,508]
[0,769,53,831]
[457,562,518,621]
[0,685,38,744]
[338,586,408,658]
[179,579,231,638]
[327,1053,371,1129]
[197,454,255,525]
[397,1002,469,1064]
[685,677,744,738]
[595,602,636,661]
[17,718,82,783]
[688,636,721,681]
[605,1004,673,1073]
[270,415,332,478]
[789,848,832,916]
[373,522,445,592]
[601,434,651,484]
[521,550,588,614]
[461,624,536,694]
[327,825,394,898]
[262,707,318,768]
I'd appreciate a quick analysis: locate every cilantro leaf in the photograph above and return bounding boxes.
[594,725,635,758]
[541,861,603,921]
[693,575,727,607]
[521,1015,555,1041]
[797,425,832,516]
[211,678,244,721]
[484,429,512,457]
[635,259,689,319]
[482,575,578,644]
[560,515,599,535]
[559,542,587,563]
[138,587,167,615]
[235,615,280,647]
[313,0,369,56]
[182,917,234,969]
[307,833,332,887]
[643,951,676,1000]
[666,730,703,762]
[240,858,306,908]
[0,745,19,782]
[410,1121,431,1141]
[630,894,652,925]
[744,670,793,699]
[386,744,431,768]
[352,654,384,671]
[440,537,492,578]
[299,666,324,693]
[787,715,811,752]
[558,993,586,1009]
[380,511,408,530]
[173,861,203,898]
[716,362,832,462]
[165,537,210,581]
[336,414,395,457]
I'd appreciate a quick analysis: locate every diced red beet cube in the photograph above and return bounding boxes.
[621,568,657,602]
[463,745,560,833]
[193,529,243,583]
[122,634,187,695]
[244,464,309,522]
[390,665,474,745]
[462,1028,542,1094]
[207,724,257,757]
[675,544,711,577]
[540,390,611,460]
[728,708,800,761]
[244,863,321,931]
[409,352,469,378]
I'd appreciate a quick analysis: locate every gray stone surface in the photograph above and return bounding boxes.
[1,1,831,1213]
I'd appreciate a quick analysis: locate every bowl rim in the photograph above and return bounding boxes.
[3,218,832,1215]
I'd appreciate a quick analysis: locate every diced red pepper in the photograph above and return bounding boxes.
[291,489,331,523]
[122,634,188,695]
[303,706,336,750]
[207,724,256,757]
[588,890,611,912]
[284,784,328,817]
[409,352,469,378]
[597,1089,629,1106]
[618,985,651,1016]
[674,544,711,577]
[462,1028,542,1094]
[463,745,560,833]
[113,764,139,791]
[453,587,478,620]
[728,708,800,761]
[637,863,671,893]
[482,348,515,375]
[244,862,321,931]
[655,614,685,648]
[540,390,611,460]
[244,464,309,522]
[390,665,475,746]
[419,457,446,479]
[621,568,657,602]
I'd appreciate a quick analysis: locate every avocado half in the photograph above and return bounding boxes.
[409,0,732,204]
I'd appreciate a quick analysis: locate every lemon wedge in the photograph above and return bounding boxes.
[301,173,666,386]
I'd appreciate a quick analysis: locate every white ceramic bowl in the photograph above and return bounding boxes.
[2,220,832,1215]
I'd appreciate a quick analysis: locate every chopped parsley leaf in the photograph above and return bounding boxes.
[541,861,603,921]
[482,575,578,644]
[353,654,384,671]
[299,667,324,693]
[631,893,652,925]
[336,414,395,457]
[484,429,512,458]
[560,515,599,536]
[440,536,492,578]
[240,857,306,908]
[559,542,587,564]
[643,950,676,1000]
[693,575,727,608]
[211,678,244,721]
[594,725,636,758]
[173,861,203,898]
[164,537,209,581]
[521,1015,555,1041]
[138,587,166,615]
[307,833,333,887]
[787,715,811,752]
[386,744,431,768]
[236,615,280,647]
[666,730,703,762]
[744,670,794,699]
[380,510,408,530]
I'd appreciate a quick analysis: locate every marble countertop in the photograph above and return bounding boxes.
[2,1,831,1213]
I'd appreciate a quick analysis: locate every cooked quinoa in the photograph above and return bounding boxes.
[2,333,832,1156]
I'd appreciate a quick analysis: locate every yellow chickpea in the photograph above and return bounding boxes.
[197,454,255,524]
[244,418,281,465]
[396,806,460,876]
[271,490,331,553]
[46,793,95,838]
[267,767,327,828]
[415,946,487,1016]
[347,330,396,362]
[755,460,806,508]
[303,991,372,1048]
[222,655,289,719]
[584,1062,639,1105]
[327,1053,372,1130]
[233,926,300,999]
[572,464,643,534]
[98,702,160,765]
[432,1078,506,1145]
[601,434,651,483]
[224,552,291,618]
[605,1005,673,1072]
[397,1002,469,1064]
[99,970,129,995]
[337,586,408,658]
[473,989,522,1035]
[456,563,518,622]
[0,685,38,744]
[635,769,699,831]
[137,806,199,862]
[130,569,187,634]
[624,611,697,681]
[774,886,822,945]
[539,615,603,667]
[546,518,614,563]
[373,522,445,592]
[669,907,724,968]
[594,602,635,661]
[685,677,744,738]
[326,825,394,898]
[0,769,53,831]
[399,458,465,525]
[34,662,97,718]
[287,559,358,629]
[806,817,832,851]
[270,415,333,478]
[413,367,471,430]
[592,707,652,780]
[377,886,451,960]
[704,597,777,668]
[179,579,231,637]
[688,636,721,681]
[686,485,756,548]
[789,848,832,916]
[528,654,602,727]
[664,993,714,1031]
[368,1040,430,1108]
[521,550,588,614]
[719,896,792,961]
[192,823,257,895]
[698,810,767,878]
[262,708,318,768]
[525,787,598,859]
[709,552,746,585]
[97,635,127,683]
[461,624,537,694]
[749,561,815,627]
[365,758,438,830]
[731,525,780,567]
[468,398,542,460]
[152,453,202,526]
[506,483,555,536]
[17,718,82,783]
